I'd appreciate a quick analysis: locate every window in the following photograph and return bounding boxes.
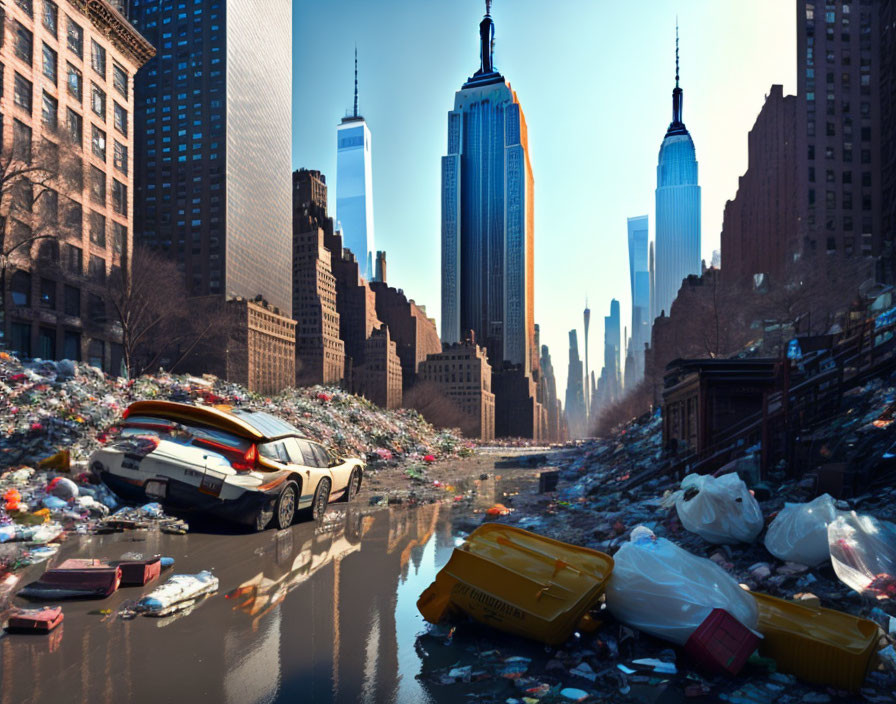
[43,2,58,36]
[39,188,58,225]
[64,285,80,317]
[113,103,127,135]
[43,44,57,83]
[88,255,105,284]
[91,124,105,160]
[111,179,126,215]
[112,63,127,98]
[13,119,32,162]
[38,238,58,261]
[90,166,105,204]
[67,63,82,101]
[90,39,105,77]
[91,83,105,118]
[16,0,33,17]
[63,331,80,360]
[112,221,126,254]
[10,271,31,307]
[87,293,104,323]
[67,108,82,145]
[14,22,32,64]
[113,141,127,173]
[89,211,105,247]
[40,278,56,310]
[64,243,82,274]
[11,323,31,358]
[67,18,83,58]
[41,92,57,130]
[14,73,32,112]
[65,199,82,233]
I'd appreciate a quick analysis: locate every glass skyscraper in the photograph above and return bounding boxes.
[627,215,650,380]
[441,6,535,374]
[654,30,701,320]
[129,0,293,317]
[336,50,375,281]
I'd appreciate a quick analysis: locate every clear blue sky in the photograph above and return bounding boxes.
[291,0,796,400]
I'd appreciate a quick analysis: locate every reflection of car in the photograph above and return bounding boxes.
[90,401,364,530]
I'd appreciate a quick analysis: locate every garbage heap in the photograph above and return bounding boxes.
[414,378,896,703]
[0,352,470,472]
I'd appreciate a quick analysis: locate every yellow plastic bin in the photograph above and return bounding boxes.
[751,591,880,691]
[417,523,614,645]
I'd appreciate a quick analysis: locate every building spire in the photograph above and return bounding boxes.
[353,46,359,118]
[675,18,679,88]
[479,1,495,74]
[486,0,491,16]
[670,21,684,131]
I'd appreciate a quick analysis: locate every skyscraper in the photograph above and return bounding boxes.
[441,2,536,375]
[583,302,591,421]
[337,49,375,280]
[564,330,586,438]
[130,0,293,317]
[654,25,701,319]
[603,299,621,401]
[627,215,650,382]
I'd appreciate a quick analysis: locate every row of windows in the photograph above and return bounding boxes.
[9,269,108,321]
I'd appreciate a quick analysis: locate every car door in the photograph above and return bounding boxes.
[314,442,351,491]
[282,437,324,508]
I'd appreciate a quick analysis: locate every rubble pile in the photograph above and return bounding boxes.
[416,375,896,702]
[0,352,470,472]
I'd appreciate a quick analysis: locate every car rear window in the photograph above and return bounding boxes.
[230,409,301,438]
[122,415,251,451]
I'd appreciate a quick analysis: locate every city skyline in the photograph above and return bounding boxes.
[292,0,796,397]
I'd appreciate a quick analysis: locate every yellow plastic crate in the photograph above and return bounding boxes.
[417,523,614,645]
[751,591,880,691]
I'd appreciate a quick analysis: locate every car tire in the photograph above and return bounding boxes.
[274,481,299,530]
[311,478,331,521]
[341,468,361,503]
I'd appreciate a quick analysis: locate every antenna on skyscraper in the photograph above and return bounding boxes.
[675,18,680,88]
[353,46,359,118]
[486,0,492,16]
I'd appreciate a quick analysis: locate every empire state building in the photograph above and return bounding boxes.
[440,2,536,375]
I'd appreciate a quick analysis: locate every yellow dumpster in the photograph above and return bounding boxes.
[417,523,614,645]
[751,591,880,691]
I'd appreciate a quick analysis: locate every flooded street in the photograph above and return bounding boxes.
[0,459,540,704]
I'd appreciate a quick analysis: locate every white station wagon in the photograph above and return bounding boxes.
[90,401,364,530]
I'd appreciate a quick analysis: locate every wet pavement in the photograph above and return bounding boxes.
[0,460,538,704]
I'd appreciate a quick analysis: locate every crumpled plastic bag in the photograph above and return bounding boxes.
[674,473,764,544]
[828,511,896,597]
[605,526,759,645]
[764,494,839,566]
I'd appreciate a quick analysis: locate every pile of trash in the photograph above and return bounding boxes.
[413,381,896,702]
[0,352,470,471]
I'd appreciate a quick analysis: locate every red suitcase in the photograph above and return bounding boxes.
[117,556,162,586]
[7,607,64,633]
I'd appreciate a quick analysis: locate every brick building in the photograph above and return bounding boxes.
[882,0,896,281]
[292,169,344,386]
[721,85,801,287]
[2,0,153,371]
[218,297,296,396]
[418,339,495,441]
[359,325,402,409]
[370,282,441,390]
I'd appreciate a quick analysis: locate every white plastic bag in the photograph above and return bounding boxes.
[764,494,839,566]
[828,511,896,596]
[674,473,764,544]
[605,526,759,645]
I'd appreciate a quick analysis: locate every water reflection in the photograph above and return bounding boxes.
[0,503,457,704]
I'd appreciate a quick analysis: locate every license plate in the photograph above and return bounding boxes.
[199,472,224,497]
[145,479,168,499]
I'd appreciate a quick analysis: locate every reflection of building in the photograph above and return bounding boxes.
[337,49,375,280]
[3,1,153,372]
[440,5,536,376]
[130,0,295,390]
[418,337,495,440]
[292,169,345,386]
[654,26,701,320]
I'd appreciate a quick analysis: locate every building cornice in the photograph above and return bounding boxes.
[69,0,156,67]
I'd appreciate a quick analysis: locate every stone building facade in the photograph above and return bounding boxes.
[2,0,153,372]
[418,339,495,441]
[359,325,402,409]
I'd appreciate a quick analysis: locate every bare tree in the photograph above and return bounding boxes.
[0,126,81,347]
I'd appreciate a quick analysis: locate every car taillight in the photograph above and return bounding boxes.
[231,444,258,472]
[122,407,131,419]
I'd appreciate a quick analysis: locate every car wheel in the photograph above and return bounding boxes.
[311,478,331,521]
[341,468,361,503]
[274,481,298,530]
